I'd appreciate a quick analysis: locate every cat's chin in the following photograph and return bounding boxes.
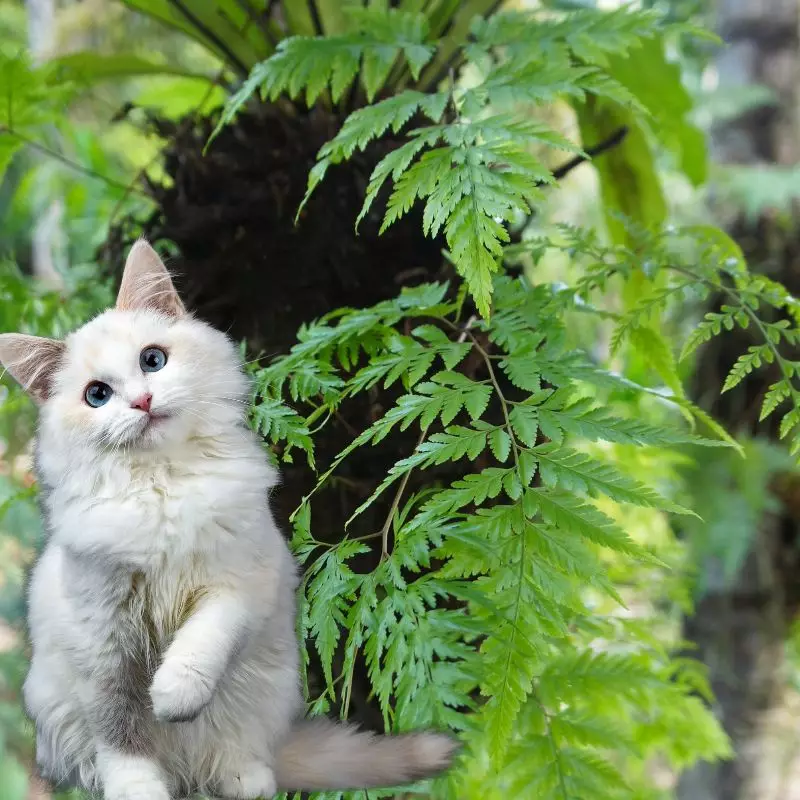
[131,413,175,448]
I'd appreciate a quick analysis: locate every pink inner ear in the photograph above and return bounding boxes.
[117,240,186,317]
[0,334,65,403]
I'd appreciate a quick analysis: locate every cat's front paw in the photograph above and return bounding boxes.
[99,753,170,800]
[217,761,277,799]
[149,659,214,723]
[105,775,170,800]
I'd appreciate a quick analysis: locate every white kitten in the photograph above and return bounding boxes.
[0,241,455,800]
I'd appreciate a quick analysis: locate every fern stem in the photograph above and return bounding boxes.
[531,687,570,800]
[232,0,277,48]
[466,331,521,464]
[468,327,555,771]
[166,0,250,76]
[380,426,428,560]
[671,263,794,379]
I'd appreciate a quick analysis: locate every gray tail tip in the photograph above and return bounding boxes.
[411,731,462,777]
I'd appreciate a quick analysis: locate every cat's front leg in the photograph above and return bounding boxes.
[150,590,250,723]
[76,659,169,800]
[71,657,170,800]
[58,553,170,800]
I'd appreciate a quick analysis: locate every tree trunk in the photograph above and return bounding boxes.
[678,1,800,798]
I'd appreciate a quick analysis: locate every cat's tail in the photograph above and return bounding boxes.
[274,717,458,791]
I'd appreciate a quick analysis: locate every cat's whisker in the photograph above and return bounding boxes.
[176,407,217,427]
[240,355,271,367]
[211,394,249,400]
[194,398,249,410]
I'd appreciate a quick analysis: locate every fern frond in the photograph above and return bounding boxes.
[218,4,686,315]
[679,308,739,361]
[250,396,314,465]
[761,379,793,421]
[250,268,739,797]
[537,397,721,448]
[723,344,774,392]
[471,6,666,67]
[534,444,690,513]
[213,7,435,139]
[525,488,646,558]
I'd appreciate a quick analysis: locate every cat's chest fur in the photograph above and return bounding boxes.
[42,437,271,653]
[125,464,221,551]
[123,467,213,636]
[58,464,233,657]
[50,446,258,569]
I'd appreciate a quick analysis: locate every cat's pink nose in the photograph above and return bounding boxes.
[131,393,153,413]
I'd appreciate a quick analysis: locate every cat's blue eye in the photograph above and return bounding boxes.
[140,347,167,373]
[85,382,112,408]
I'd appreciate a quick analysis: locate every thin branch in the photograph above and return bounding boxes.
[0,126,146,196]
[105,149,161,229]
[265,0,283,35]
[467,330,518,462]
[506,126,629,248]
[416,0,505,92]
[375,316,477,560]
[548,125,629,183]
[457,314,478,343]
[308,0,325,36]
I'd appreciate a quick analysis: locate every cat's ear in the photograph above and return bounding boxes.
[0,334,65,403]
[116,239,186,316]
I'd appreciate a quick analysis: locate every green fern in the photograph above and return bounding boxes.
[253,268,739,799]
[216,5,684,316]
[533,219,800,454]
[214,7,436,134]
[247,220,795,800]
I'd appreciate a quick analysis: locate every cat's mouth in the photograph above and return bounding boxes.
[138,411,171,436]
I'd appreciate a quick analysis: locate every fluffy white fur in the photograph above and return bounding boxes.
[0,241,456,800]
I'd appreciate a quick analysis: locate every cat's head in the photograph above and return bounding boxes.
[0,240,248,454]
